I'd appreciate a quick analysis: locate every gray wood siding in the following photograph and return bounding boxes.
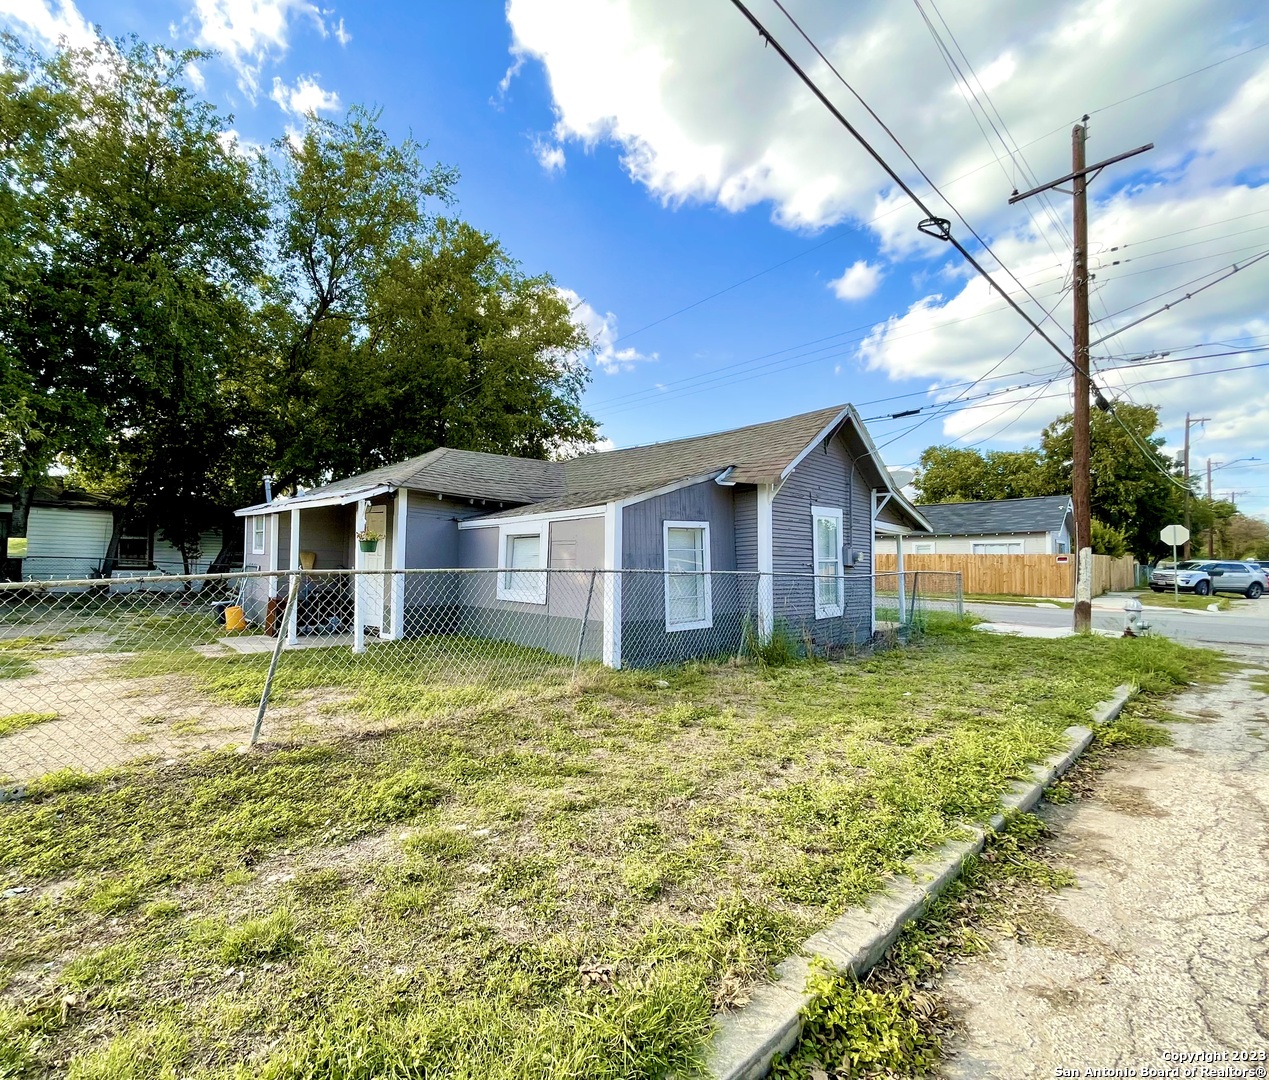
[620,481,754,667]
[405,495,476,569]
[621,481,736,571]
[444,516,604,660]
[733,486,757,573]
[771,430,873,649]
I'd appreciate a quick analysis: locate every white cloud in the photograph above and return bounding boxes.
[0,0,94,48]
[830,259,883,301]
[270,73,340,117]
[507,0,1269,515]
[533,137,565,173]
[558,287,657,375]
[333,17,350,46]
[185,60,206,90]
[190,0,335,97]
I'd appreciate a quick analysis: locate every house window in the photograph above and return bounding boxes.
[497,526,547,604]
[252,516,266,555]
[812,506,843,619]
[663,521,712,631]
[117,519,152,567]
[914,543,935,555]
[972,542,1023,555]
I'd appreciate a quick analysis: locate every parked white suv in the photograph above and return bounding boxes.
[1151,560,1266,598]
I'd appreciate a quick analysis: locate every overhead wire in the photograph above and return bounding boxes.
[761,0,1075,351]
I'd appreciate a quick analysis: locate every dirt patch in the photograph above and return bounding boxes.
[0,652,358,782]
[1096,784,1169,817]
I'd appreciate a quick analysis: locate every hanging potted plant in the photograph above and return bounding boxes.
[357,526,383,553]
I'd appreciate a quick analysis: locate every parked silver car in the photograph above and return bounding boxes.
[1151,559,1266,598]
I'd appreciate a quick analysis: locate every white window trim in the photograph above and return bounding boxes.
[496,522,548,605]
[252,516,266,555]
[663,520,712,632]
[972,541,1023,555]
[812,505,844,619]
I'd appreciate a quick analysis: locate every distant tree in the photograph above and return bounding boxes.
[1218,512,1269,560]
[912,446,1047,502]
[1090,518,1128,558]
[913,403,1187,562]
[1038,403,1184,561]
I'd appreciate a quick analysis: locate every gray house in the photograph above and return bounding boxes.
[234,404,929,667]
[875,495,1073,557]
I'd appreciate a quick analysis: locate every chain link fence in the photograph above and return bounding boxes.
[0,567,961,784]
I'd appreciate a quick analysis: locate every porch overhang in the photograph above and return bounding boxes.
[234,484,396,518]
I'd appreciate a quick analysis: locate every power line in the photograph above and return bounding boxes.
[728,0,1080,376]
[598,41,1267,354]
[1087,40,1269,118]
[1090,250,1269,346]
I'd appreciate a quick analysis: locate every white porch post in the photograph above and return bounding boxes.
[602,501,623,669]
[756,484,774,642]
[896,532,907,626]
[287,507,300,645]
[267,514,280,598]
[387,489,407,641]
[353,499,367,654]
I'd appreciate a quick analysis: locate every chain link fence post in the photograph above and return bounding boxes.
[250,572,299,748]
[573,570,597,681]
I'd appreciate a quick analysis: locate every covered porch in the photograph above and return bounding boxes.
[237,486,410,653]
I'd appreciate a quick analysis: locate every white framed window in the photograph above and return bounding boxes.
[972,542,1023,555]
[914,543,935,555]
[497,524,547,604]
[812,506,843,619]
[663,521,712,631]
[252,516,266,555]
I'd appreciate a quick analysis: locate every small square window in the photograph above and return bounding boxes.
[497,528,547,604]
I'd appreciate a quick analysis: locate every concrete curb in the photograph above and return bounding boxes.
[705,682,1136,1080]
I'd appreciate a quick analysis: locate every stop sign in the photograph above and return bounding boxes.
[1160,524,1190,547]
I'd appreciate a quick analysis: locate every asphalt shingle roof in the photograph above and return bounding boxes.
[915,495,1072,537]
[482,405,852,518]
[240,405,933,532]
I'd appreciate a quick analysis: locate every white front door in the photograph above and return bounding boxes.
[362,505,387,632]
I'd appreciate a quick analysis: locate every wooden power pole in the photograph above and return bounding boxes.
[1181,413,1209,560]
[1009,121,1151,633]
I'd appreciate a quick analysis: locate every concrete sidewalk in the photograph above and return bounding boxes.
[941,647,1269,1076]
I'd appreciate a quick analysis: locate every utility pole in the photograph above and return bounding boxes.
[1207,458,1214,557]
[1182,413,1209,560]
[1009,122,1152,633]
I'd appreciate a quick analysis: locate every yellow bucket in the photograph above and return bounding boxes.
[224,605,247,632]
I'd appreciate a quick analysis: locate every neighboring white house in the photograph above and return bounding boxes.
[874,495,1073,556]
[1,481,225,579]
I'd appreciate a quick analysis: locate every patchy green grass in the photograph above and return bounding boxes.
[1248,674,1269,696]
[1137,589,1233,611]
[0,623,1222,1078]
[961,593,1074,608]
[0,712,58,737]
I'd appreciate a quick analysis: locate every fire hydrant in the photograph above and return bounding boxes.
[1123,596,1150,637]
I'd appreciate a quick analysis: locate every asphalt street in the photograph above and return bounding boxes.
[965,594,1269,647]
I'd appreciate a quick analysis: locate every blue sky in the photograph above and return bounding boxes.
[5,0,1269,518]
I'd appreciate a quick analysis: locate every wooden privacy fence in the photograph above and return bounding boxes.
[874,553,1137,598]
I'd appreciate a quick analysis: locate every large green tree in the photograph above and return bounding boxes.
[236,108,596,495]
[1,35,268,572]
